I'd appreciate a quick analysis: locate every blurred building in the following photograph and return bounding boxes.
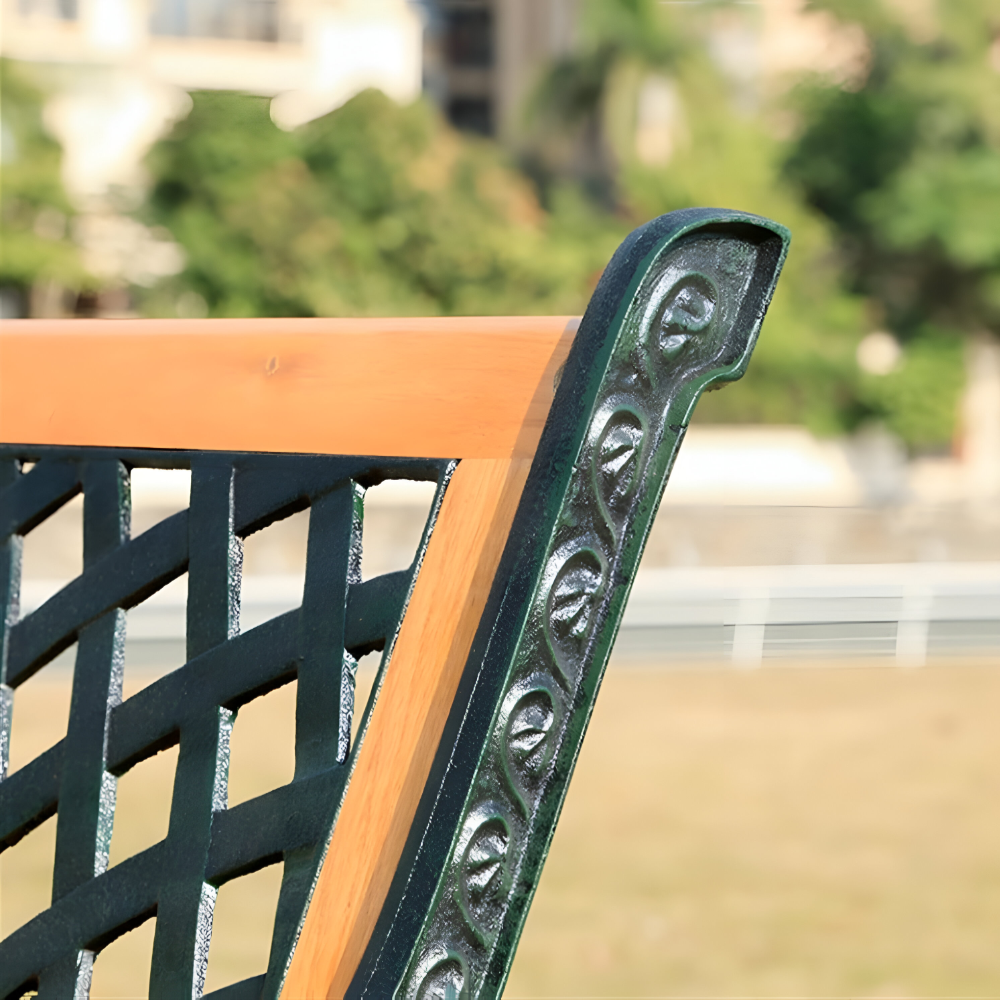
[420,0,866,142]
[1,0,870,202]
[422,0,577,138]
[1,0,424,206]
[1,0,425,300]
[0,0,580,198]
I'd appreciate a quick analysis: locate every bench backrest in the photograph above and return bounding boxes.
[0,208,788,1000]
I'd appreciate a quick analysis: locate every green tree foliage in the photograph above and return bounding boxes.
[527,0,681,202]
[783,0,1000,447]
[140,0,995,449]
[529,0,866,435]
[142,89,622,318]
[0,59,85,307]
[859,332,966,450]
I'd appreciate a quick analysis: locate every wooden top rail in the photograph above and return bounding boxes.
[0,315,579,1000]
[0,316,578,460]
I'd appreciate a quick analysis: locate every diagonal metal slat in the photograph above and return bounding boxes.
[7,510,189,687]
[0,844,164,996]
[0,742,62,849]
[0,444,445,1000]
[0,459,81,540]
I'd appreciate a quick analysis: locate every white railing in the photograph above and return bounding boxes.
[21,562,1000,672]
[618,562,1000,666]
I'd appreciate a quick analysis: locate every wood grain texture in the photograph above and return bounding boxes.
[278,313,573,998]
[280,457,532,1000]
[0,316,578,459]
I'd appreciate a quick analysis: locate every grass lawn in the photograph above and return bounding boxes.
[4,661,1000,997]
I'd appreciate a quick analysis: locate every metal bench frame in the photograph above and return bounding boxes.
[0,208,788,1000]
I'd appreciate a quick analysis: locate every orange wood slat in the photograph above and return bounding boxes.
[0,316,578,459]
[280,456,534,1000]
[279,321,573,997]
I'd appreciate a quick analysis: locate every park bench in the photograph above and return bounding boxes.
[0,208,788,1000]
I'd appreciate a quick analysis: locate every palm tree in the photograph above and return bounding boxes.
[526,0,747,204]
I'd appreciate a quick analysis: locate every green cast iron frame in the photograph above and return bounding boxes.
[0,208,789,1000]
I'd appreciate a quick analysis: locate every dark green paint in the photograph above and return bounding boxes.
[0,450,451,1000]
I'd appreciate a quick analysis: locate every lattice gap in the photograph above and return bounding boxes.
[203,864,284,995]
[123,573,187,693]
[20,493,83,599]
[0,813,56,940]
[361,479,437,579]
[107,744,179,870]
[240,506,310,633]
[227,681,296,810]
[123,467,191,690]
[6,642,76,777]
[89,915,156,1000]
[130,467,191,539]
[352,650,383,747]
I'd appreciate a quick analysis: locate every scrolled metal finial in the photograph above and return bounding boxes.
[625,228,767,413]
[454,802,513,947]
[656,272,717,360]
[498,675,563,818]
[409,948,469,1000]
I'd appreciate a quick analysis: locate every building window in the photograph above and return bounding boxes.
[447,97,492,136]
[444,9,492,68]
[150,0,279,43]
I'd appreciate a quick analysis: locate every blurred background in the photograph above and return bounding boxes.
[2,0,1000,996]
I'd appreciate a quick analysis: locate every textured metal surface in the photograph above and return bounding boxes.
[0,449,454,1000]
[350,209,789,999]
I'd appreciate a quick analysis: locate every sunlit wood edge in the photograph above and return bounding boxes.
[0,317,578,460]
[278,324,574,999]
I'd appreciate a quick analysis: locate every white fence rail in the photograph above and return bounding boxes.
[617,563,1000,665]
[22,562,1000,672]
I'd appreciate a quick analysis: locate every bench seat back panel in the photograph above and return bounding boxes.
[0,208,789,1000]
